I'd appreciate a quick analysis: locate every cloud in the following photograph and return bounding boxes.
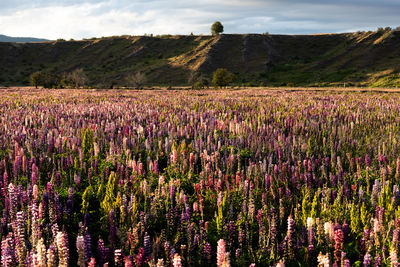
[0,0,399,39]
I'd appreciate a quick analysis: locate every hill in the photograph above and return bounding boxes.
[1,29,400,87]
[0,34,49,43]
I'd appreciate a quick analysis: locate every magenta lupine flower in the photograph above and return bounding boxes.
[154,160,159,175]
[88,257,96,267]
[189,153,194,170]
[334,229,344,263]
[124,255,134,267]
[136,247,145,266]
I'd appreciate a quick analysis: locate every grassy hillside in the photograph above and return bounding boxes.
[1,29,400,87]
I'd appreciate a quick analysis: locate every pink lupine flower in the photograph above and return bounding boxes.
[173,253,182,267]
[56,232,69,267]
[317,252,330,267]
[217,239,226,267]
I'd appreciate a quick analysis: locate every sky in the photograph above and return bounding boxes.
[0,0,399,40]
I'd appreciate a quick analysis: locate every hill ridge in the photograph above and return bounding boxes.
[0,34,49,43]
[1,30,400,87]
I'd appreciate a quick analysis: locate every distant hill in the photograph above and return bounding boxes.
[1,29,400,87]
[0,34,49,43]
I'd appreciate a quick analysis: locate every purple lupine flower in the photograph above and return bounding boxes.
[365,154,371,167]
[170,184,176,206]
[83,232,92,263]
[363,253,372,267]
[109,210,117,250]
[204,242,212,263]
[374,254,382,267]
[144,232,151,260]
[2,233,16,266]
[97,238,109,266]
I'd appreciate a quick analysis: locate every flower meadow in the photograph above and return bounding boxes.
[2,88,400,266]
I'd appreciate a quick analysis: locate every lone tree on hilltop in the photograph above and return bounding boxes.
[211,21,224,35]
[212,68,233,88]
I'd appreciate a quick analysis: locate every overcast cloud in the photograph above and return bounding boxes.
[0,0,399,39]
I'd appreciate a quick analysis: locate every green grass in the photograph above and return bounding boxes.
[371,73,400,88]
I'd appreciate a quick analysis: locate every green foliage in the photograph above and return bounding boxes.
[81,128,94,164]
[30,71,43,88]
[371,73,400,88]
[212,68,233,88]
[81,185,93,214]
[100,172,118,216]
[310,193,320,219]
[216,192,227,236]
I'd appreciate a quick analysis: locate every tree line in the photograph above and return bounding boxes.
[30,69,88,89]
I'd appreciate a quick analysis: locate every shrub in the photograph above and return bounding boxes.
[212,68,233,88]
[30,71,43,88]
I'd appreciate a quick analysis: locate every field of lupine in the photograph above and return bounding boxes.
[2,87,400,266]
